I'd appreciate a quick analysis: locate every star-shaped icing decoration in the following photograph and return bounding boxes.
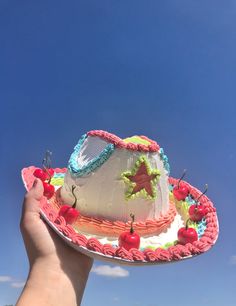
[122,156,160,200]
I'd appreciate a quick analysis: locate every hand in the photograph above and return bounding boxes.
[17,178,93,306]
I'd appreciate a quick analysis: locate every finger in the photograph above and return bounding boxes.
[22,178,44,216]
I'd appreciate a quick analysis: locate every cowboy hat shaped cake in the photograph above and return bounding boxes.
[22,130,219,265]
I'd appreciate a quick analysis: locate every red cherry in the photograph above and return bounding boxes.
[118,214,140,251]
[33,168,54,181]
[173,170,189,201]
[189,184,208,221]
[43,182,55,199]
[173,185,189,201]
[119,231,140,251]
[189,204,206,222]
[59,205,80,224]
[44,168,54,180]
[58,185,80,224]
[33,168,47,181]
[177,221,198,245]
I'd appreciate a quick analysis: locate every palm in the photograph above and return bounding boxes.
[21,179,92,268]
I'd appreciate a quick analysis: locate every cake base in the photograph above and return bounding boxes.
[21,166,219,266]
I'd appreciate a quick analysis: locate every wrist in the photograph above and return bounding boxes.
[17,254,93,306]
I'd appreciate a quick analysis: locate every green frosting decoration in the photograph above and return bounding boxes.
[121,155,160,200]
[123,136,150,146]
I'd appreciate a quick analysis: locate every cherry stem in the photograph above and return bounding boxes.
[43,150,52,168]
[42,150,53,183]
[71,185,77,209]
[185,218,191,230]
[130,213,135,234]
[195,184,208,206]
[177,169,187,188]
[43,165,52,183]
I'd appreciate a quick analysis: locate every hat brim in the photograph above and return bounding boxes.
[21,166,219,266]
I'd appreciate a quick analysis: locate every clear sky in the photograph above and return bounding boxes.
[0,1,236,305]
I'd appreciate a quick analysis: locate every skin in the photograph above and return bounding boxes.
[16,178,93,306]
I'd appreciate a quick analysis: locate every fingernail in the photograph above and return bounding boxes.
[33,179,38,187]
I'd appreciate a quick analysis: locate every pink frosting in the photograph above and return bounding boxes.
[53,216,66,231]
[87,130,159,152]
[143,249,157,262]
[129,248,145,261]
[76,200,176,237]
[42,203,57,222]
[62,224,75,239]
[102,244,117,256]
[115,247,133,261]
[71,234,87,247]
[155,248,171,261]
[54,216,66,226]
[86,238,103,253]
[184,243,201,255]
[22,166,219,263]
[176,245,192,257]
[167,246,182,260]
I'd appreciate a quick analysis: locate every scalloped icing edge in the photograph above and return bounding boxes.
[87,130,160,152]
[22,166,219,264]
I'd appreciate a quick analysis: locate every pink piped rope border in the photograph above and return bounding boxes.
[22,167,219,263]
[87,130,160,152]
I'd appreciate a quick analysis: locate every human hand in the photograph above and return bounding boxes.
[17,178,93,306]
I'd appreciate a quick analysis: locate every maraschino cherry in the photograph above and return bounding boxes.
[59,185,80,224]
[177,219,198,245]
[173,169,189,201]
[33,150,55,181]
[189,184,208,222]
[33,150,55,199]
[42,181,55,199]
[33,168,48,181]
[118,214,140,251]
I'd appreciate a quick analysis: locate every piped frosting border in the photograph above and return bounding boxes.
[68,133,115,177]
[87,130,160,152]
[22,166,219,264]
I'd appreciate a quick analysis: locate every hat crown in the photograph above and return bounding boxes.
[61,130,170,223]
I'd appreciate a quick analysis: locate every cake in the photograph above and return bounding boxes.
[60,130,176,236]
[21,130,219,265]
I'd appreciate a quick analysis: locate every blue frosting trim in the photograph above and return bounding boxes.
[53,173,65,178]
[159,148,170,174]
[185,195,207,238]
[197,218,207,238]
[68,133,115,177]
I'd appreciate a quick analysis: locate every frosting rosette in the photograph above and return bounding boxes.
[155,248,171,261]
[143,249,157,262]
[102,244,117,256]
[86,238,103,253]
[115,247,133,261]
[129,248,145,261]
[71,234,87,247]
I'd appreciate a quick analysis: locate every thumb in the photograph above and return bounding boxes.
[22,178,44,216]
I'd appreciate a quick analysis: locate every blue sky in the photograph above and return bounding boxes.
[0,1,236,305]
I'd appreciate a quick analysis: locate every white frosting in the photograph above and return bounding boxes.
[60,135,170,223]
[76,213,184,250]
